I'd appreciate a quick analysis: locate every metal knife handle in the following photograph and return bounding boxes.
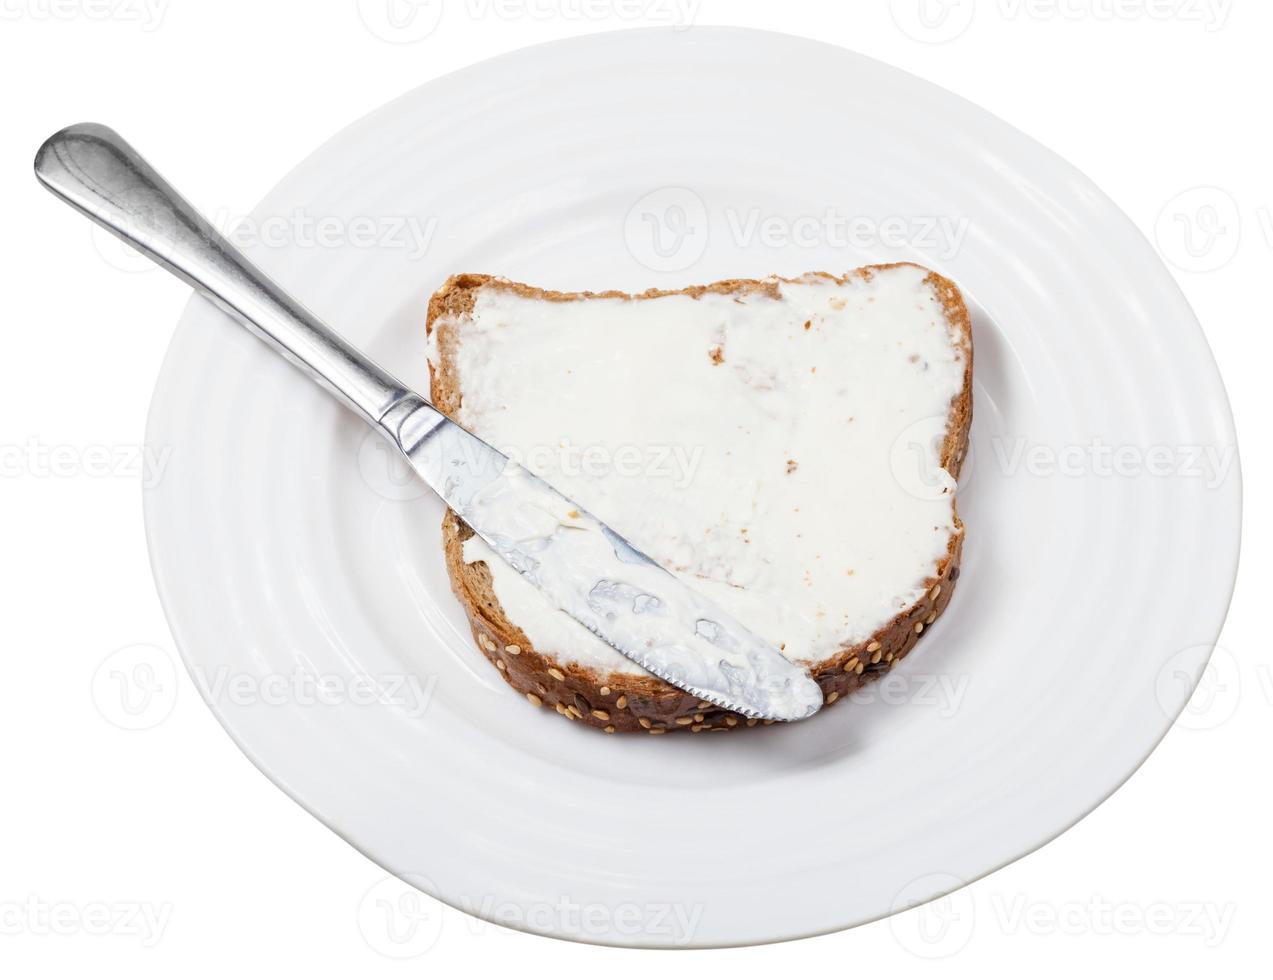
[33,122,412,428]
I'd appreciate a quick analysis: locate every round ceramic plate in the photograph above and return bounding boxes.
[144,28,1240,948]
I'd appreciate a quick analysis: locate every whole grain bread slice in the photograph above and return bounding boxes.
[426,264,972,735]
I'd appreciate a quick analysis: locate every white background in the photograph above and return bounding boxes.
[0,0,1264,975]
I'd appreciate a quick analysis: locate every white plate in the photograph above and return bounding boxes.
[144,28,1240,948]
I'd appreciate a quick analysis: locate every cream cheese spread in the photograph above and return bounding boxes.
[433,266,966,676]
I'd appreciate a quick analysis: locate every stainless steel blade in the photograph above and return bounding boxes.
[35,122,823,722]
[386,398,824,722]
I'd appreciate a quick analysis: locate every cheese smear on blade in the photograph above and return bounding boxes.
[460,461,824,718]
[435,267,966,676]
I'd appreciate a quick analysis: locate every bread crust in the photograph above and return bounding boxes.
[427,265,972,734]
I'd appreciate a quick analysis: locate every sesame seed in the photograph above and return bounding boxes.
[675,716,693,725]
[649,728,666,735]
[725,716,738,727]
[548,668,566,681]
[925,612,937,625]
[505,644,521,655]
[566,705,582,719]
[495,659,506,671]
[639,717,652,729]
[827,691,839,704]
[604,725,615,734]
[844,657,860,673]
[599,685,610,696]
[592,709,610,721]
[691,724,704,732]
[855,662,865,674]
[746,718,758,727]
[866,641,881,653]
[693,713,704,723]
[616,695,628,710]
[930,585,942,600]
[915,623,924,634]
[870,650,883,665]
[526,693,542,708]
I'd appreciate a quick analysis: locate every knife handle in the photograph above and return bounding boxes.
[34,122,413,428]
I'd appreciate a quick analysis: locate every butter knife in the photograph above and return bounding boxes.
[34,123,823,723]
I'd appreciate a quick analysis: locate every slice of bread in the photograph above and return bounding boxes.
[426,264,972,734]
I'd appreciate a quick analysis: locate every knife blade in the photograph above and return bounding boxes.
[34,122,824,722]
